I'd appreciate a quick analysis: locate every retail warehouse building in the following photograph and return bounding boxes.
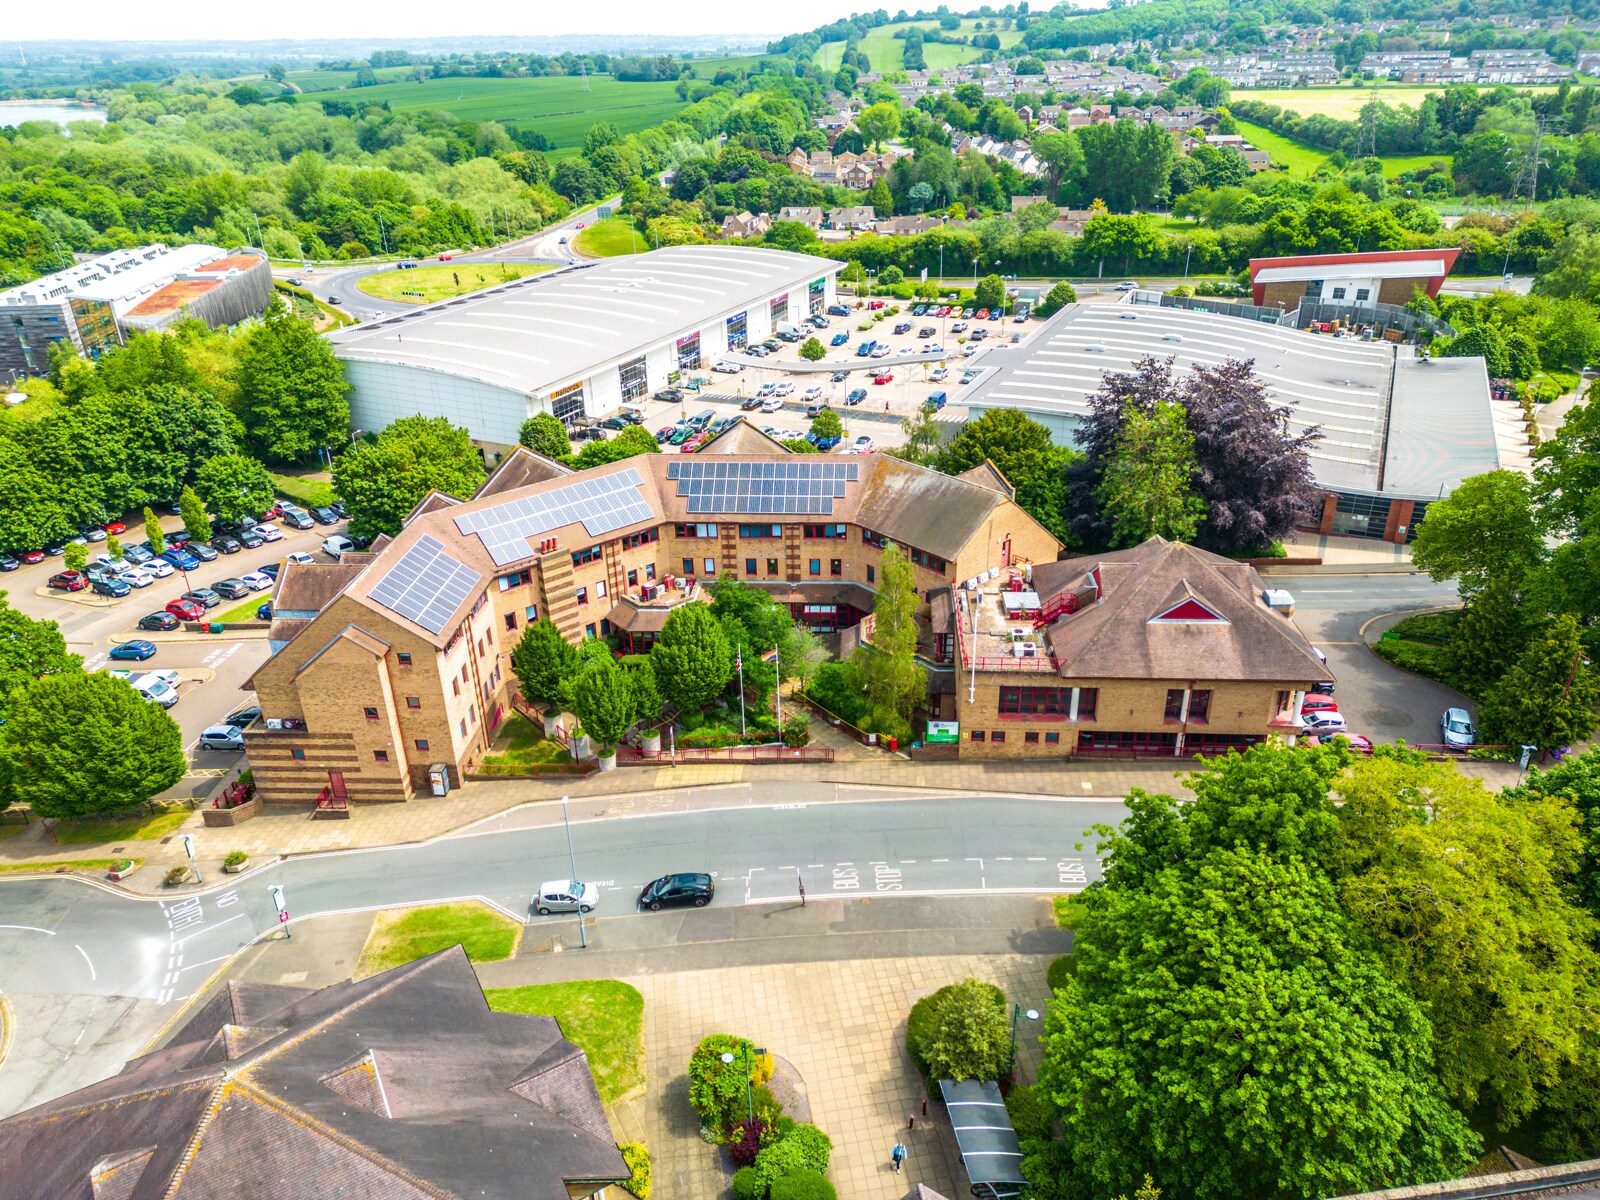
[328,247,844,447]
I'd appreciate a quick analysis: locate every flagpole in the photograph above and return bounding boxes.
[737,646,747,735]
[774,650,782,726]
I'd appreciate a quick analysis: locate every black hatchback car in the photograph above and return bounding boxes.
[311,506,338,525]
[639,873,715,911]
[188,541,219,562]
[212,535,242,554]
[138,611,180,632]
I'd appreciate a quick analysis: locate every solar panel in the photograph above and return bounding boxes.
[454,466,656,566]
[665,460,858,514]
[368,534,485,635]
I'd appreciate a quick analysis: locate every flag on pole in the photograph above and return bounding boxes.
[736,648,743,670]
[761,648,778,663]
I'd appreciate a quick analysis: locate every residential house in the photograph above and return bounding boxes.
[777,206,825,229]
[827,205,879,231]
[875,215,949,236]
[1011,195,1049,213]
[721,211,771,239]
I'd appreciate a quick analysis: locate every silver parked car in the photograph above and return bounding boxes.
[534,880,599,915]
[1440,707,1476,749]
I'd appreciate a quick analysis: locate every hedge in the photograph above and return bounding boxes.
[906,979,1005,1078]
[770,1170,838,1200]
[1372,636,1459,689]
[620,1142,651,1200]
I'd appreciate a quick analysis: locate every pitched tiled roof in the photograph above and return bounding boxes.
[696,419,793,454]
[1031,537,1328,682]
[0,947,627,1200]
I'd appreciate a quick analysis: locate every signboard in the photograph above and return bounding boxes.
[926,721,960,744]
[920,268,929,283]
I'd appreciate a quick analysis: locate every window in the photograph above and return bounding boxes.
[618,355,649,401]
[803,523,848,539]
[830,559,842,577]
[867,565,875,583]
[576,587,588,605]
[1045,731,1060,744]
[704,558,717,575]
[397,652,412,666]
[585,623,596,638]
[746,558,757,574]
[627,569,638,586]
[415,739,429,751]
[525,604,538,621]
[374,750,389,763]
[571,545,602,566]
[292,748,306,760]
[809,559,821,576]
[1188,689,1212,723]
[550,382,585,425]
[1355,287,1371,302]
[1076,688,1098,721]
[452,678,460,697]
[363,706,379,721]
[770,293,790,324]
[406,696,422,709]
[1164,689,1185,722]
[970,730,985,742]
[1331,493,1392,540]
[622,528,658,550]
[645,563,656,581]
[862,528,887,548]
[596,580,607,599]
[739,523,782,538]
[909,547,947,573]
[675,523,718,538]
[727,310,748,349]
[1331,286,1347,300]
[496,570,531,591]
[682,557,695,576]
[1025,731,1039,744]
[999,686,1070,715]
[992,731,1005,744]
[676,331,701,372]
[460,719,468,736]
[504,613,517,632]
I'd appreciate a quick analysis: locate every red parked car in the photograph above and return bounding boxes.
[48,570,87,591]
[20,550,45,564]
[101,520,127,535]
[872,372,894,384]
[165,598,206,622]
[1300,695,1340,714]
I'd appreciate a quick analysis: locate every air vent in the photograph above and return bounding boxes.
[1084,343,1106,353]
[1163,333,1183,343]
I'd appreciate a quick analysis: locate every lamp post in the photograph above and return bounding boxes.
[178,833,200,884]
[560,794,587,948]
[721,1045,766,1123]
[1006,1005,1039,1078]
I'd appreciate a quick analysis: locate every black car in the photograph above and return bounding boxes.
[213,535,242,554]
[830,371,849,382]
[0,555,17,572]
[599,416,631,431]
[91,576,130,597]
[213,578,251,600]
[330,500,349,519]
[311,506,338,525]
[188,541,218,562]
[740,397,762,410]
[237,530,264,549]
[224,705,261,729]
[137,611,180,632]
[261,562,281,579]
[182,587,221,609]
[639,872,715,911]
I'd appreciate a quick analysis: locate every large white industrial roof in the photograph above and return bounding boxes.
[329,246,842,397]
[0,243,226,311]
[965,303,1502,499]
[1253,258,1447,284]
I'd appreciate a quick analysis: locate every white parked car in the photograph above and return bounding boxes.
[930,367,949,381]
[713,361,742,373]
[850,435,875,453]
[145,559,174,578]
[962,345,979,357]
[240,571,274,591]
[253,523,283,542]
[756,382,777,397]
[118,569,153,589]
[871,345,891,358]
[130,676,178,708]
[802,386,823,401]
[951,321,969,333]
[534,879,599,915]
[95,555,132,573]
[323,534,354,559]
[131,669,182,691]
[774,381,795,397]
[1302,710,1348,736]
[923,343,944,355]
[285,551,315,566]
[760,396,784,413]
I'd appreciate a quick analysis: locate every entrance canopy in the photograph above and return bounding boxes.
[939,1078,1026,1198]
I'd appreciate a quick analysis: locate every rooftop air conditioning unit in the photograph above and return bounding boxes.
[1085,343,1106,353]
[1163,333,1183,343]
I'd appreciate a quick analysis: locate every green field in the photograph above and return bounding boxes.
[813,21,993,72]
[358,261,554,303]
[322,76,687,150]
[575,217,646,257]
[1238,119,1452,180]
[683,54,785,74]
[484,980,645,1104]
[1235,83,1560,120]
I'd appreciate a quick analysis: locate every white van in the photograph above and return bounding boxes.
[131,676,179,708]
[323,534,354,559]
[534,880,599,915]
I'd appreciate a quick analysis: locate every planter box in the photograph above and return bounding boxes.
[202,797,260,827]
[106,864,137,883]
[640,732,662,758]
[223,859,250,874]
[597,753,617,772]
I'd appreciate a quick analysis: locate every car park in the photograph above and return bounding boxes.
[535,880,599,915]
[311,506,339,526]
[49,571,87,591]
[254,523,283,542]
[638,872,714,910]
[1302,710,1348,736]
[109,639,157,661]
[846,388,867,405]
[166,598,205,622]
[137,611,180,632]
[188,541,218,562]
[92,576,131,598]
[830,332,849,346]
[198,724,246,751]
[1441,707,1476,749]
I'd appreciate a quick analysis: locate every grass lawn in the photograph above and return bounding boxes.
[484,980,645,1104]
[1053,894,1088,930]
[53,807,190,845]
[1235,84,1560,120]
[358,262,554,304]
[357,902,521,977]
[216,596,267,624]
[0,857,140,873]
[484,715,573,767]
[1239,119,1453,181]
[575,218,647,258]
[813,21,990,72]
[0,823,27,841]
[1047,953,1075,993]
[270,470,336,509]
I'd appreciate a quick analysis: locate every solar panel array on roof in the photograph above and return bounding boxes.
[665,459,859,514]
[367,534,485,635]
[454,467,654,566]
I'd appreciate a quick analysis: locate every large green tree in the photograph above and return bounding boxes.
[1410,470,1544,599]
[1095,400,1206,546]
[510,618,579,716]
[333,416,488,542]
[851,542,925,738]
[194,453,275,528]
[0,592,79,732]
[570,654,635,752]
[519,413,571,460]
[571,425,660,471]
[935,409,1076,541]
[178,485,212,542]
[0,671,186,818]
[653,603,734,713]
[1478,613,1600,752]
[974,273,1006,312]
[1442,575,1530,694]
[233,298,351,462]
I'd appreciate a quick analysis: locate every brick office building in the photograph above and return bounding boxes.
[1247,247,1461,311]
[244,444,1058,804]
[919,537,1328,758]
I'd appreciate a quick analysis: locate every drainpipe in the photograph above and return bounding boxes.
[1175,679,1195,758]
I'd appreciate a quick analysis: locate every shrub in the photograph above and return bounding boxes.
[804,661,871,727]
[770,1170,838,1200]
[620,1142,651,1200]
[750,1082,784,1130]
[732,1166,767,1200]
[906,979,1007,1080]
[753,1124,833,1191]
[781,713,811,747]
[1372,636,1457,688]
[688,1035,773,1132]
[730,1120,769,1167]
[164,866,191,887]
[1005,1082,1055,1145]
[223,850,248,867]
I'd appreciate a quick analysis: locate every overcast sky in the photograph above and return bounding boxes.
[11,0,821,44]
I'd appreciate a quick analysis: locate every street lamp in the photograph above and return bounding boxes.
[178,833,200,884]
[720,1045,766,1123]
[561,794,587,949]
[1007,1005,1039,1077]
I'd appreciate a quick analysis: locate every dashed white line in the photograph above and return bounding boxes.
[932,858,950,863]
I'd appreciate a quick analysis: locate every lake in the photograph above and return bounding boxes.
[0,103,107,128]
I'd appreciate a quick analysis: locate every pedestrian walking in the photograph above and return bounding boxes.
[892,1141,906,1174]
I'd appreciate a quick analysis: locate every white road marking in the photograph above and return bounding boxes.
[178,953,235,974]
[73,943,96,980]
[0,925,56,935]
[173,911,248,945]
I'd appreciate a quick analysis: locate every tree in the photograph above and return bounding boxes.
[333,416,488,542]
[1034,280,1077,317]
[1478,614,1600,752]
[1533,382,1600,534]
[627,656,665,725]
[1335,755,1600,1124]
[975,273,1006,312]
[1442,575,1530,694]
[799,336,827,362]
[1410,470,1544,599]
[652,603,734,713]
[1506,747,1600,921]
[858,101,903,149]
[510,618,579,714]
[1440,323,1509,377]
[0,592,78,731]
[0,671,186,819]
[194,454,275,529]
[142,507,165,556]
[935,409,1075,542]
[1095,400,1207,545]
[571,424,660,470]
[519,413,571,460]
[570,655,635,753]
[63,543,87,573]
[233,298,351,463]
[178,485,212,542]
[852,542,924,737]
[922,978,1012,1081]
[811,409,843,440]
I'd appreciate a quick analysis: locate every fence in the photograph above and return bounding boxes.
[614,744,834,764]
[1286,299,1455,339]
[1132,291,1283,323]
[794,692,879,747]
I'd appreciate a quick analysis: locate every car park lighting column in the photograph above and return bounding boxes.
[561,794,586,949]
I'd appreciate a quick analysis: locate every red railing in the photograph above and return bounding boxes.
[951,601,1063,672]
[614,744,835,764]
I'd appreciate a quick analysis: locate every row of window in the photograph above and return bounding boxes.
[998,686,1098,720]
[972,730,1062,745]
[571,545,603,566]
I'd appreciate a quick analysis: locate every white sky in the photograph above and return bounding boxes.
[10,0,842,45]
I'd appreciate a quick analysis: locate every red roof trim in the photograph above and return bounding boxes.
[1150,597,1227,623]
[1247,247,1460,306]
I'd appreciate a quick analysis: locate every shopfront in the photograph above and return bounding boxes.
[549,381,585,426]
[676,332,701,373]
[808,278,826,315]
[726,311,748,349]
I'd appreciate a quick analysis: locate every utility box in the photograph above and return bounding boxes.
[428,763,451,797]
